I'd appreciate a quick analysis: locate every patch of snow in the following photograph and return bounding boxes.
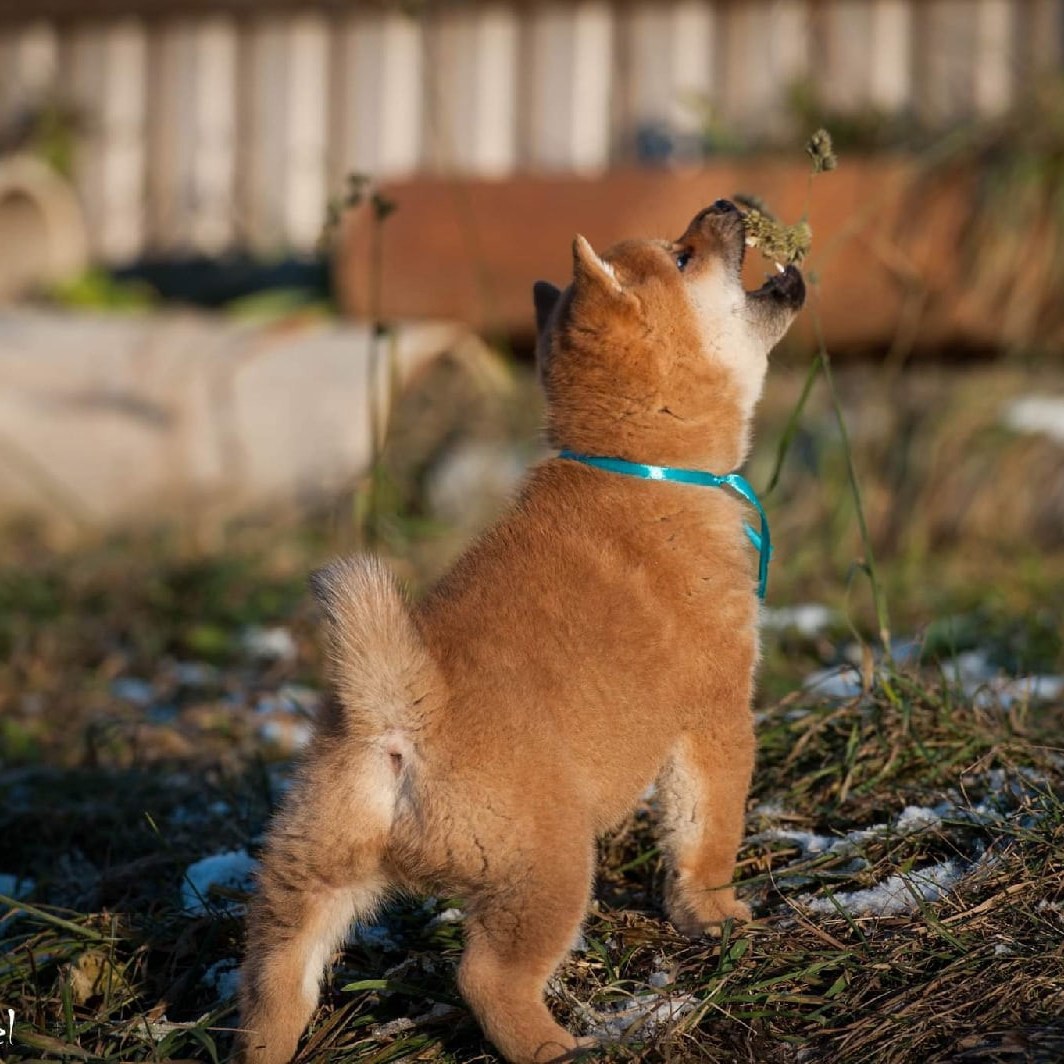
[800,858,966,917]
[648,970,672,989]
[1001,394,1064,446]
[171,661,219,688]
[944,656,1061,710]
[941,650,994,685]
[241,626,298,663]
[889,638,922,666]
[146,704,178,724]
[255,686,319,717]
[843,637,922,668]
[0,873,35,899]
[759,828,845,858]
[111,678,155,706]
[762,603,837,637]
[371,1002,457,1038]
[202,958,241,1000]
[181,850,259,916]
[754,803,946,860]
[894,805,943,832]
[136,1014,196,1039]
[587,991,698,1040]
[751,800,788,820]
[425,907,464,930]
[277,684,320,713]
[959,768,1046,822]
[971,674,1064,710]
[803,665,863,700]
[351,923,401,951]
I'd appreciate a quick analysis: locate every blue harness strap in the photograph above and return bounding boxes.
[558,449,772,599]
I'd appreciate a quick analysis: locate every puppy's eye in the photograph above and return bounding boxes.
[676,250,692,272]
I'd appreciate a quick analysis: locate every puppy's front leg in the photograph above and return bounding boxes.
[656,717,755,936]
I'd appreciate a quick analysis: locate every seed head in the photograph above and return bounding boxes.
[806,128,838,173]
[741,209,813,266]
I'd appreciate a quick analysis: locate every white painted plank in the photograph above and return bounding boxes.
[425,6,479,172]
[869,0,912,111]
[67,22,147,261]
[626,1,716,149]
[338,14,377,178]
[64,25,105,255]
[1024,0,1064,80]
[528,1,613,171]
[377,13,424,176]
[5,21,58,113]
[627,2,674,129]
[283,14,329,248]
[189,17,237,252]
[764,0,810,135]
[142,23,172,250]
[471,5,519,175]
[920,0,979,120]
[527,4,574,169]
[341,10,424,181]
[669,0,715,133]
[99,20,146,261]
[973,0,1014,115]
[239,17,289,250]
[717,1,790,136]
[569,1,614,171]
[821,0,875,111]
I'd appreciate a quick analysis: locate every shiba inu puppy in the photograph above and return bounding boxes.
[238,201,805,1064]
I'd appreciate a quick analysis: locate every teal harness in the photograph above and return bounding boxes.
[557,449,772,600]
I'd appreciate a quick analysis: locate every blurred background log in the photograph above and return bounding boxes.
[336,161,985,354]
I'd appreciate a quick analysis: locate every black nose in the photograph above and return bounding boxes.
[709,199,738,214]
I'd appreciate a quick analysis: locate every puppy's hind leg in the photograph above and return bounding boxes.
[656,718,755,937]
[458,826,595,1063]
[236,762,390,1064]
[237,555,444,1062]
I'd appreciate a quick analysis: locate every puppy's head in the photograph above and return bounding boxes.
[534,200,804,469]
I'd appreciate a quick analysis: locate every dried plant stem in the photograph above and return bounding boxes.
[811,298,892,657]
[764,131,890,655]
[765,352,822,495]
[764,297,891,654]
[0,894,109,943]
[361,192,397,549]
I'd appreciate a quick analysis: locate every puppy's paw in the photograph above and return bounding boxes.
[572,1035,602,1058]
[667,894,751,939]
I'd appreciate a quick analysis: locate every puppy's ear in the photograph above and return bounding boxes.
[572,234,622,294]
[533,281,561,336]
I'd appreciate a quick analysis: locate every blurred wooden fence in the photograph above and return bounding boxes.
[0,0,1061,261]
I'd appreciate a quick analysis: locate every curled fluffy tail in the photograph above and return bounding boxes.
[309,556,442,737]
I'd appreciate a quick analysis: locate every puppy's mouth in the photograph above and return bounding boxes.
[746,261,806,311]
[687,200,806,311]
[724,199,806,312]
